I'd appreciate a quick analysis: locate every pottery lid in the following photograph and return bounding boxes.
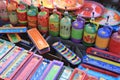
[18,4,26,10]
[60,17,71,27]
[77,14,85,21]
[98,25,112,38]
[72,19,84,29]
[27,9,37,16]
[49,13,59,22]
[63,7,69,16]
[38,11,47,16]
[84,23,97,34]
[30,5,38,13]
[112,30,120,41]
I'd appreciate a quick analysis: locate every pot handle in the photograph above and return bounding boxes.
[55,11,62,19]
[103,26,113,35]
[77,14,85,24]
[53,5,62,19]
[90,20,99,30]
[40,1,49,15]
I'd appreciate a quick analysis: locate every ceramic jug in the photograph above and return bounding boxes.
[71,14,85,43]
[49,8,61,36]
[109,30,120,54]
[17,4,27,25]
[0,0,9,21]
[95,16,113,49]
[27,8,37,28]
[7,2,18,25]
[95,25,112,49]
[60,9,71,39]
[38,3,49,34]
[83,21,99,46]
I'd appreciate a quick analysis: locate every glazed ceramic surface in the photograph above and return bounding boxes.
[22,0,84,10]
[75,1,104,18]
[71,15,85,42]
[95,8,120,26]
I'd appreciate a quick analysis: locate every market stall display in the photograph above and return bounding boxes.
[0,0,120,80]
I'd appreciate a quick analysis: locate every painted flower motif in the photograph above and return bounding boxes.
[18,13,26,21]
[84,35,95,43]
[49,24,58,32]
[19,4,26,10]
[49,24,55,31]
[39,16,48,27]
